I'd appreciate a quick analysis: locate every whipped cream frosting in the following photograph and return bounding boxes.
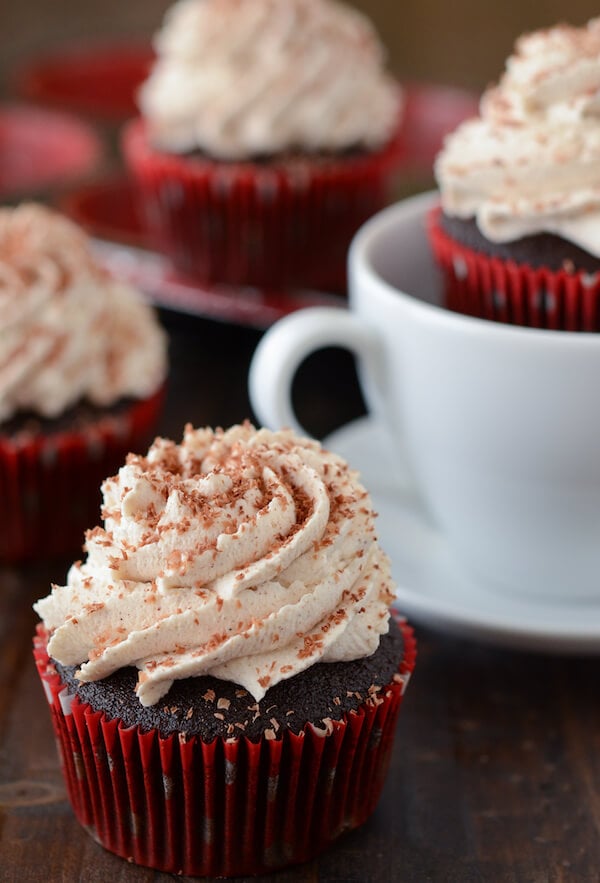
[139,0,400,159]
[35,423,396,705]
[0,204,167,423]
[435,17,600,255]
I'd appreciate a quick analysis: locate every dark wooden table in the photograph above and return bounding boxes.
[2,309,600,882]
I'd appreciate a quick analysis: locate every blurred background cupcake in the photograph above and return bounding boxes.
[429,17,600,331]
[122,0,405,293]
[0,203,167,563]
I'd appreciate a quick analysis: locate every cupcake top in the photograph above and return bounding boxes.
[34,423,396,705]
[139,0,400,160]
[435,17,600,256]
[0,204,167,423]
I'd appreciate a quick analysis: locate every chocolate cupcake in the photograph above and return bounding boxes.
[34,423,415,877]
[429,18,600,330]
[122,0,404,293]
[0,204,167,562]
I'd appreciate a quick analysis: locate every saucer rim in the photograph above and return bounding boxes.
[325,416,600,655]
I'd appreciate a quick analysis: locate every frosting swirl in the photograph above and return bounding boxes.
[35,423,396,705]
[139,0,400,159]
[435,18,600,254]
[0,204,167,422]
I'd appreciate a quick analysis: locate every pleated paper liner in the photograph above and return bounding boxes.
[0,386,164,563]
[122,117,405,294]
[428,207,600,331]
[33,616,416,877]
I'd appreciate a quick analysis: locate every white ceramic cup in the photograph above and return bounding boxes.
[249,191,600,602]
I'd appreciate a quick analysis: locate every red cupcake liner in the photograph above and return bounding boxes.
[122,117,405,293]
[33,615,415,877]
[0,387,164,563]
[428,207,600,331]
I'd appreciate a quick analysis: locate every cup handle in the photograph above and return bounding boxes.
[249,306,385,437]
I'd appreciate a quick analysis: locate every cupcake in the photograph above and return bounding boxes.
[122,0,404,293]
[429,18,600,330]
[33,422,415,877]
[0,203,167,563]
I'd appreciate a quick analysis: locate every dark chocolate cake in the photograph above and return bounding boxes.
[439,212,600,274]
[1,397,136,440]
[54,617,405,741]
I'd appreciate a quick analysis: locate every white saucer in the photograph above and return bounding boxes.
[325,416,600,654]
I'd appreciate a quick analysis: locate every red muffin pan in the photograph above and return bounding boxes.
[15,41,153,122]
[0,103,103,198]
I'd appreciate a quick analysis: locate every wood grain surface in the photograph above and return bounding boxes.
[1,312,600,882]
